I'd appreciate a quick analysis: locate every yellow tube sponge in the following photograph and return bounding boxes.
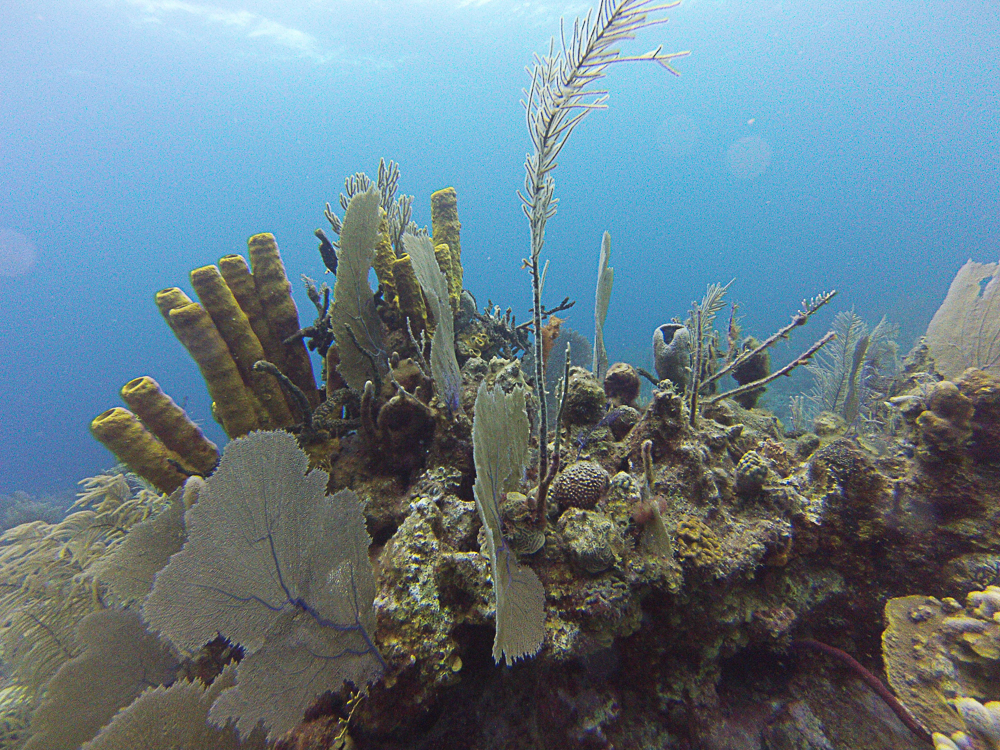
[190,265,293,428]
[431,187,463,313]
[155,287,193,325]
[119,376,220,476]
[167,301,262,438]
[90,407,187,494]
[372,211,398,308]
[217,254,286,373]
[247,233,320,407]
[434,242,455,314]
[392,254,427,334]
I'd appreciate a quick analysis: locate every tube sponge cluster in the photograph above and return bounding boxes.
[91,233,318,491]
[158,232,318,437]
[90,378,218,494]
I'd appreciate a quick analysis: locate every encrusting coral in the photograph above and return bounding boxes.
[551,460,610,510]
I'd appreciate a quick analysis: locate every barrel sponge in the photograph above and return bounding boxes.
[247,233,319,407]
[430,187,463,313]
[190,265,293,428]
[217,254,285,372]
[167,302,262,438]
[119,376,220,475]
[90,407,187,494]
[391,254,427,333]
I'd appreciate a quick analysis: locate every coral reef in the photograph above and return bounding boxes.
[551,461,610,510]
[17,3,1000,747]
[54,236,1000,750]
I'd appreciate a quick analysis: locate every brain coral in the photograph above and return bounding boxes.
[551,461,611,510]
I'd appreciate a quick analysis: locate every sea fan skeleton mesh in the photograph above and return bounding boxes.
[402,230,463,413]
[23,609,178,750]
[0,474,163,697]
[926,259,1000,378]
[144,430,383,742]
[472,380,546,665]
[329,185,387,389]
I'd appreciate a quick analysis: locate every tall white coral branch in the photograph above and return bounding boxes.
[519,0,688,262]
[520,0,688,524]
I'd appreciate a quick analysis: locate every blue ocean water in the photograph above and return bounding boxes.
[0,0,996,497]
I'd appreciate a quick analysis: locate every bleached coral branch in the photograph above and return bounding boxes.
[519,0,689,263]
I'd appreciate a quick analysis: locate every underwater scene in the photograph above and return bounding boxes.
[1,0,999,748]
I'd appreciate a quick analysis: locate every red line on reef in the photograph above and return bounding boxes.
[793,638,933,746]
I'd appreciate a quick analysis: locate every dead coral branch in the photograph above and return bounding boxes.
[703,290,837,392]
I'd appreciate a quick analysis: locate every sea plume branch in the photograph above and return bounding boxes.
[520,0,688,525]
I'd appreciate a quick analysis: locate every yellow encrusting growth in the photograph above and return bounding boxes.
[167,302,263,437]
[190,264,294,428]
[89,407,188,494]
[430,187,463,313]
[119,376,220,475]
[248,233,320,407]
[392,254,427,334]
